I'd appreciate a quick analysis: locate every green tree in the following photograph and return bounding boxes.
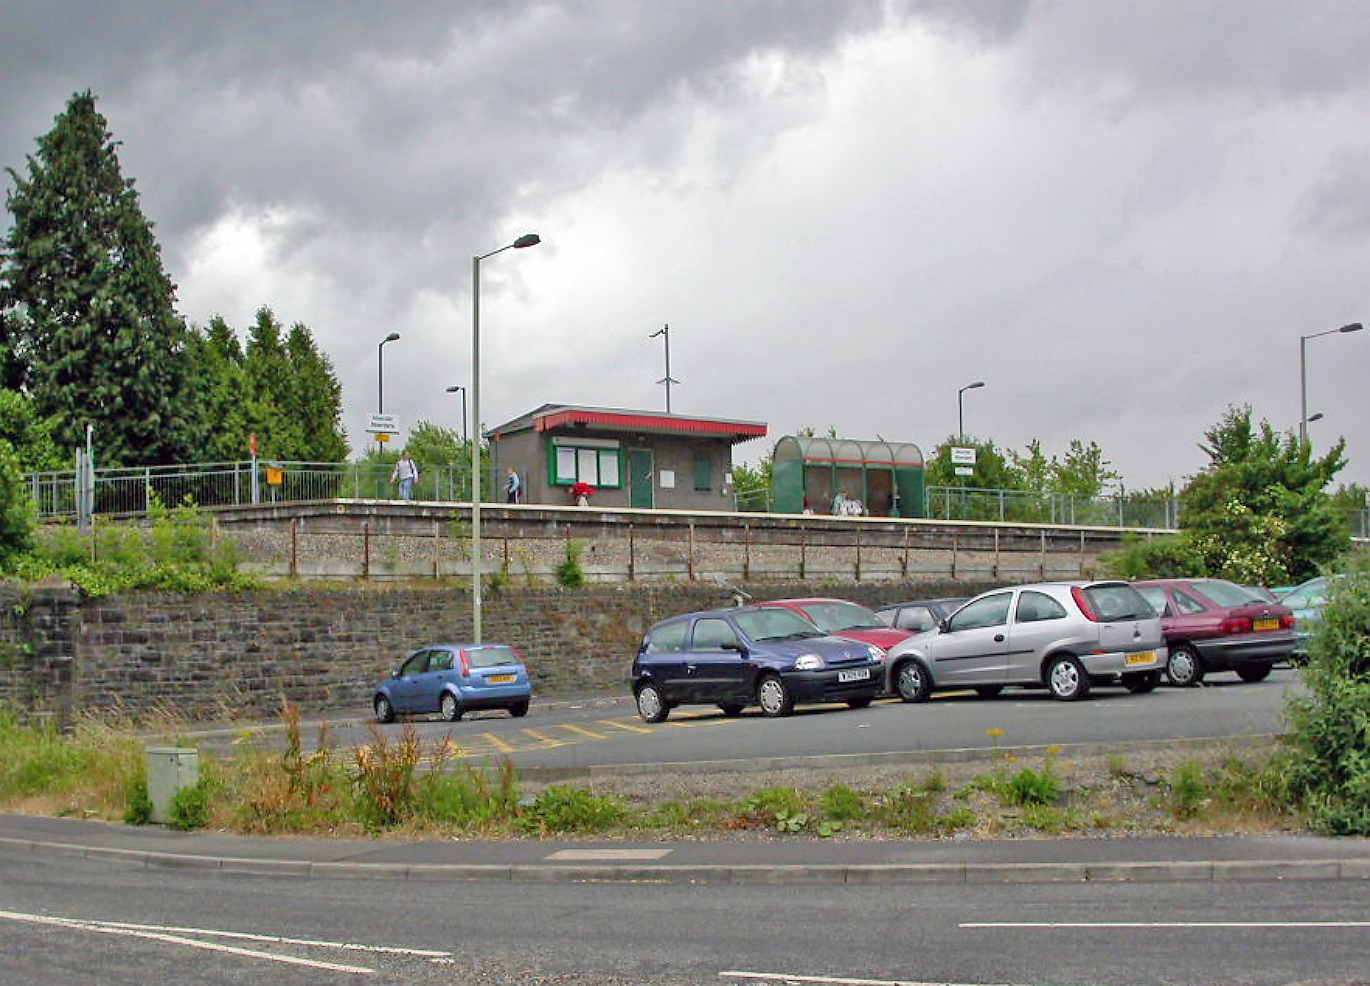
[730,455,772,512]
[1,90,195,466]
[925,436,1023,490]
[0,389,61,471]
[285,322,348,462]
[1180,406,1347,583]
[184,316,249,462]
[0,438,36,570]
[1054,439,1121,499]
[240,307,305,460]
[1011,439,1053,495]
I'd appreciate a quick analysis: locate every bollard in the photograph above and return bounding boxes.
[146,747,199,824]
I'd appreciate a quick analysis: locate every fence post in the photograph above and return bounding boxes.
[993,528,1000,579]
[628,523,635,582]
[1078,530,1086,576]
[743,524,750,582]
[434,521,442,580]
[900,525,908,580]
[854,523,861,582]
[363,521,370,580]
[800,526,807,580]
[951,531,958,579]
[144,467,151,513]
[688,522,695,580]
[1039,530,1047,579]
[290,519,298,578]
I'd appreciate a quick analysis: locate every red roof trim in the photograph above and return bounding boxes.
[533,410,766,438]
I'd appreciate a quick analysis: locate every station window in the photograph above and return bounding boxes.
[551,444,622,487]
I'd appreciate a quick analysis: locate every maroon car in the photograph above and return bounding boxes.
[757,598,914,660]
[1132,579,1296,686]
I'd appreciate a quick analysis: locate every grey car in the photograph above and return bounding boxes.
[882,581,1167,702]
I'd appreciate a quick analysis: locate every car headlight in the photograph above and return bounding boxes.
[866,644,885,662]
[793,653,825,671]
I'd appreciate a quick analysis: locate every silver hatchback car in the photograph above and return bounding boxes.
[883,581,1167,702]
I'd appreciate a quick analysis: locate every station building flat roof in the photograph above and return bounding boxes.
[489,404,767,445]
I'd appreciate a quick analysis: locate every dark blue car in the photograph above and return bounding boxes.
[374,643,531,723]
[631,606,883,722]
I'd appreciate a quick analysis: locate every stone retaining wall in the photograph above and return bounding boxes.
[0,578,1001,724]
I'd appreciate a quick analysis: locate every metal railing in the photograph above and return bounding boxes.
[21,460,1370,537]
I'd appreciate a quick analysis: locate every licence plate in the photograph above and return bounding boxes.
[1125,651,1155,666]
[838,668,871,683]
[1253,618,1279,631]
[487,674,517,684]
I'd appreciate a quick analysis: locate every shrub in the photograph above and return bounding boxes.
[123,776,152,826]
[556,540,586,588]
[1282,560,1370,834]
[168,782,211,831]
[1167,761,1206,820]
[418,761,521,831]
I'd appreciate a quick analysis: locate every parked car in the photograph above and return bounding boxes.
[757,598,914,654]
[881,581,1166,702]
[875,597,969,633]
[1243,585,1280,604]
[1279,575,1340,658]
[373,643,532,722]
[631,606,883,721]
[1131,579,1295,686]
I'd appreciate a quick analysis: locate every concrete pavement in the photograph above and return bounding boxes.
[4,811,1370,885]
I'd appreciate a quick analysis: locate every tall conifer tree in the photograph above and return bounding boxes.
[1,91,193,466]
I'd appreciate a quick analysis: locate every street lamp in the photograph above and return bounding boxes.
[446,385,468,443]
[471,232,541,643]
[377,332,400,416]
[957,381,985,441]
[1300,322,1362,444]
[649,324,681,413]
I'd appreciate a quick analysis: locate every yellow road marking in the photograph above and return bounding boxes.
[667,718,733,728]
[559,723,608,740]
[599,719,653,733]
[481,732,516,753]
[521,729,568,746]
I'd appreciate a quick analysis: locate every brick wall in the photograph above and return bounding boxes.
[0,579,999,723]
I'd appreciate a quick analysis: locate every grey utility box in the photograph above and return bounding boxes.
[146,747,200,824]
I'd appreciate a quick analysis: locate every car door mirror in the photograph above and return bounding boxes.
[720,641,745,653]
[390,669,401,679]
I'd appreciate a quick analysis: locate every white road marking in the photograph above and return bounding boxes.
[965,920,1370,929]
[0,909,375,975]
[720,973,1045,986]
[93,919,452,956]
[545,848,673,860]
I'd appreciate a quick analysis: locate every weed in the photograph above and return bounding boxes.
[516,786,625,834]
[742,786,807,817]
[882,784,938,834]
[820,784,865,821]
[350,724,424,833]
[924,765,947,794]
[123,776,152,826]
[418,761,521,832]
[1005,764,1060,807]
[168,782,210,831]
[1168,761,1207,820]
[772,808,810,833]
[556,540,586,588]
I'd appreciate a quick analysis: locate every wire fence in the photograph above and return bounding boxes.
[22,459,1370,538]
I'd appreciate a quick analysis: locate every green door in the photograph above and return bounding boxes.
[629,449,654,508]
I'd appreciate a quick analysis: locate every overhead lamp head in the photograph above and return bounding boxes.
[963,381,985,391]
[1308,412,1325,423]
[513,233,541,249]
[446,385,463,393]
[1339,322,1364,333]
[383,332,401,343]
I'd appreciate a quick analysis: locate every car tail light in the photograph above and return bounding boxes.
[1219,616,1252,635]
[1071,586,1100,622]
[458,649,471,676]
[1282,614,1295,629]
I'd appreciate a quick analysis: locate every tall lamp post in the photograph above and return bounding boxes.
[377,332,401,417]
[445,385,468,443]
[1300,322,1361,444]
[957,380,985,441]
[649,324,680,413]
[471,233,541,643]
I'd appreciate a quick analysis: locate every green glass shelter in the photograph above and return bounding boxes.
[771,436,926,518]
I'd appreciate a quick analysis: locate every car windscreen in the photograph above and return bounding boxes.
[1134,586,1168,617]
[734,609,824,642]
[798,601,884,632]
[1080,584,1152,621]
[1195,580,1268,608]
[464,645,521,668]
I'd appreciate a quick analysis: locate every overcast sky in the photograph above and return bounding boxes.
[3,1,1368,493]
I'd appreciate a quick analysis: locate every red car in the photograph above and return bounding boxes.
[1131,579,1296,686]
[756,598,914,660]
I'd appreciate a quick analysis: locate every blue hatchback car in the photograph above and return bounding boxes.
[631,606,883,722]
[373,643,532,723]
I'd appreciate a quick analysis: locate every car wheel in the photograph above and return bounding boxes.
[718,704,744,717]
[847,696,873,709]
[1046,655,1090,701]
[508,700,529,717]
[1166,644,1204,687]
[440,692,464,722]
[974,685,1004,699]
[894,660,931,703]
[1123,670,1161,693]
[374,695,395,724]
[1237,663,1273,683]
[757,674,795,717]
[636,683,669,723]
